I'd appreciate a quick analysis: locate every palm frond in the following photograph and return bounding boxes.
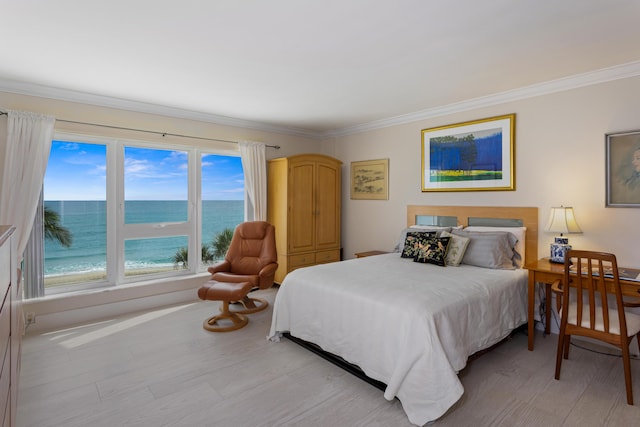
[212,227,234,260]
[44,206,73,247]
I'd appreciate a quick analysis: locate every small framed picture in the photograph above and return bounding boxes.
[350,158,389,200]
[606,129,640,207]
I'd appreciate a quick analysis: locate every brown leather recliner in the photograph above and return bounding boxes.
[208,221,278,294]
[197,221,278,332]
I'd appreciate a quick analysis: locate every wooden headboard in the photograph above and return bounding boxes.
[406,205,538,266]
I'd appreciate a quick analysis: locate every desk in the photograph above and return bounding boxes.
[526,257,640,351]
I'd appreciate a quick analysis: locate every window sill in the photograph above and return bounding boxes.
[23,272,210,333]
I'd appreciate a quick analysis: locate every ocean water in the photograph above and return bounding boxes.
[44,200,244,276]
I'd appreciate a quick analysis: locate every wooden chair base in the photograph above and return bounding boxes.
[204,300,249,332]
[198,280,254,333]
[227,295,268,315]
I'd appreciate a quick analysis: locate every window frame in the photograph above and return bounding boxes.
[37,131,243,296]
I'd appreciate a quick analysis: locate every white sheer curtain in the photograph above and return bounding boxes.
[238,141,267,221]
[0,110,55,260]
[23,190,45,299]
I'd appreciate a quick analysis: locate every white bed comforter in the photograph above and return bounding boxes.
[268,254,528,426]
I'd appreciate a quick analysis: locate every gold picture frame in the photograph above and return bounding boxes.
[351,158,389,200]
[421,114,515,192]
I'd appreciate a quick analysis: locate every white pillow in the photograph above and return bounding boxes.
[463,226,526,267]
[452,230,518,269]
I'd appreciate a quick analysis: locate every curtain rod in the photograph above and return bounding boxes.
[0,111,281,149]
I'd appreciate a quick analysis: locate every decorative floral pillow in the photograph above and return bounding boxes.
[413,236,451,266]
[392,226,451,252]
[440,231,470,266]
[400,231,437,259]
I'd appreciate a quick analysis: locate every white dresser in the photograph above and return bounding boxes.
[0,226,20,427]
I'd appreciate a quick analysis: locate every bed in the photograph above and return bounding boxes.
[268,205,538,426]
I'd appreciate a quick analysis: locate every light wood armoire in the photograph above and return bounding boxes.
[267,154,342,284]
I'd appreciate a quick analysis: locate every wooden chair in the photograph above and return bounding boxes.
[551,250,640,405]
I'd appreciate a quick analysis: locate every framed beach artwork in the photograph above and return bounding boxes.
[421,114,515,192]
[351,158,389,200]
[606,129,640,207]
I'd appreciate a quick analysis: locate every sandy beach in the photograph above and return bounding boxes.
[44,266,184,288]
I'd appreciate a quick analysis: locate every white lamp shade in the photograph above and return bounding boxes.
[546,206,582,234]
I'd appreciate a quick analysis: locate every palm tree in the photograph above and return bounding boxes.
[172,247,189,269]
[172,243,216,269]
[44,206,72,247]
[201,244,214,264]
[212,227,234,260]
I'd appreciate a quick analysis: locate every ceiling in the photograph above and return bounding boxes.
[1,1,640,138]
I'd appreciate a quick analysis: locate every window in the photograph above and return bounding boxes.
[122,145,189,278]
[43,141,107,289]
[29,134,244,296]
[201,153,245,264]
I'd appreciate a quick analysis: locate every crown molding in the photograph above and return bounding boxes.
[3,60,640,141]
[0,79,323,140]
[322,60,640,139]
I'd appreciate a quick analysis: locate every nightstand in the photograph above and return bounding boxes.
[354,250,389,258]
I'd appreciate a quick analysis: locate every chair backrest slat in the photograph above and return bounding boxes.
[597,259,610,332]
[562,250,626,337]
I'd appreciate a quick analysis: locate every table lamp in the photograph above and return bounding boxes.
[546,206,582,263]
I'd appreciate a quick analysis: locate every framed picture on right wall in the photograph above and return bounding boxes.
[606,129,640,207]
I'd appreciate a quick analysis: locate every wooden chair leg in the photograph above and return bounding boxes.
[234,295,268,314]
[223,295,269,315]
[621,343,634,405]
[555,329,565,380]
[563,335,571,359]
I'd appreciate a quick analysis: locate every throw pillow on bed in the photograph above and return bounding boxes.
[440,231,470,266]
[393,226,450,252]
[413,236,451,267]
[400,231,437,259]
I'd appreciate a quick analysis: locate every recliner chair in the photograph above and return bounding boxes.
[198,221,278,332]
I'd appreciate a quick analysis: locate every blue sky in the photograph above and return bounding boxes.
[44,140,244,200]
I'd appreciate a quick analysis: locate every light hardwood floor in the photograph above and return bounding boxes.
[17,287,640,427]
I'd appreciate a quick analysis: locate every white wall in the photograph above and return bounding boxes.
[329,76,640,267]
